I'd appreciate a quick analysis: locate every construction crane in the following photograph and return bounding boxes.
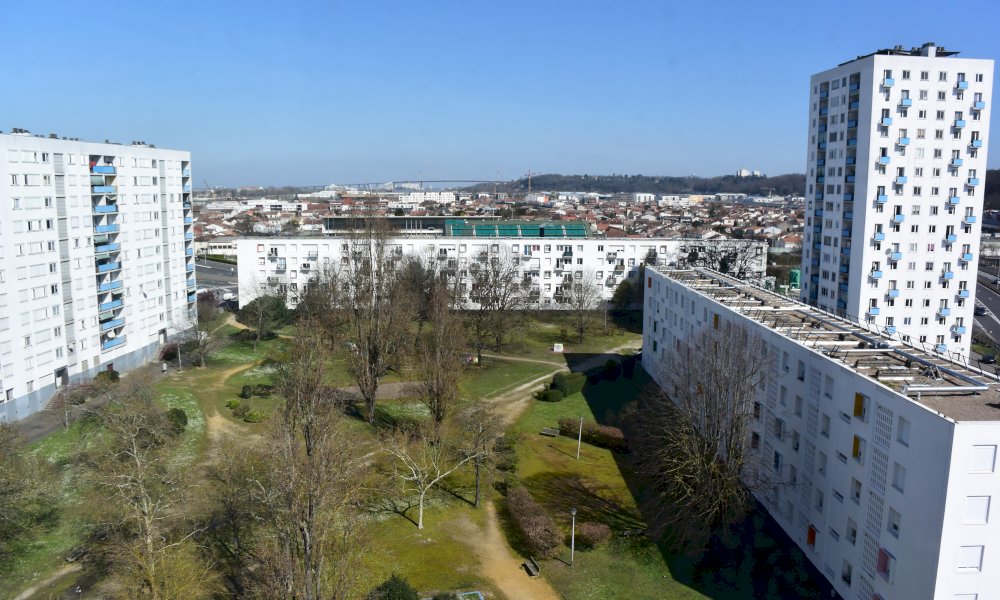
[526,170,538,195]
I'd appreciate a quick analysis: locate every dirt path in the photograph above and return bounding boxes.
[456,502,562,600]
[13,563,82,600]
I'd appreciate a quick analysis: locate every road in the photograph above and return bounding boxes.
[974,272,1000,346]
[193,258,238,299]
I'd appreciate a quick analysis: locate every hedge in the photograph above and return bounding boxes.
[507,487,561,558]
[557,417,628,453]
[575,522,612,548]
[551,372,586,396]
[240,384,274,399]
[536,389,564,402]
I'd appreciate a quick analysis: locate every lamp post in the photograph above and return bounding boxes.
[576,416,583,460]
[570,508,577,566]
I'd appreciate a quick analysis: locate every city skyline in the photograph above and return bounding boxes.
[2,0,998,186]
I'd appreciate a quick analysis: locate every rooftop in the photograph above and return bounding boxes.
[838,42,960,66]
[656,268,1000,423]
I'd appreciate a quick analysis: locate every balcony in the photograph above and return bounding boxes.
[847,138,858,147]
[182,167,191,177]
[183,202,192,209]
[971,139,983,148]
[882,78,895,88]
[888,289,900,298]
[846,156,857,165]
[870,270,883,279]
[94,223,119,234]
[846,175,856,183]
[878,156,891,165]
[99,298,123,311]
[186,264,195,272]
[895,175,909,184]
[880,117,893,126]
[93,203,118,214]
[844,211,854,220]
[839,283,850,292]
[899,98,912,107]
[842,247,851,257]
[847,119,858,129]
[816,159,825,167]
[850,82,860,92]
[954,289,970,300]
[961,252,974,262]
[183,184,192,193]
[951,158,964,167]
[974,100,986,110]
[946,234,958,243]
[843,193,854,201]
[954,119,966,129]
[820,90,829,99]
[818,125,828,133]
[842,228,851,237]
[98,280,123,292]
[935,343,948,353]
[890,252,902,261]
[91,185,116,194]
[942,271,955,281]
[813,226,821,234]
[839,264,850,274]
[876,194,888,204]
[185,248,194,256]
[885,326,897,334]
[817,176,826,184]
[957,80,969,90]
[868,307,881,316]
[873,232,886,241]
[101,336,126,351]
[897,137,910,146]
[819,142,827,150]
[892,214,905,223]
[968,178,980,187]
[91,165,116,174]
[184,217,193,224]
[816,193,824,200]
[185,232,194,240]
[188,293,197,303]
[187,278,196,288]
[837,299,848,309]
[938,307,952,317]
[100,318,125,332]
[94,242,120,253]
[965,215,978,225]
[953,325,968,335]
[949,196,961,205]
[819,108,829,116]
[96,261,120,273]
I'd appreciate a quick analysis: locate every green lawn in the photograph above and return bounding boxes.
[459,358,558,401]
[504,314,641,361]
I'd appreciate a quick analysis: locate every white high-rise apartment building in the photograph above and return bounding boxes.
[801,43,993,358]
[0,130,196,421]
[645,267,1000,600]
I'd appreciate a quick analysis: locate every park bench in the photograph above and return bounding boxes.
[540,427,560,437]
[523,555,540,577]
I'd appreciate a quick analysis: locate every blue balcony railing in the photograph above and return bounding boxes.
[187,278,196,287]
[184,217,193,224]
[873,232,886,241]
[954,325,968,335]
[816,193,824,200]
[839,283,850,292]
[185,248,194,256]
[896,176,908,184]
[880,117,893,126]
[968,178,980,186]
[951,158,964,167]
[890,252,902,261]
[938,307,952,316]
[876,194,888,204]
[185,232,194,240]
[819,108,829,116]
[846,156,856,165]
[837,299,848,309]
[954,119,966,128]
[897,137,910,146]
[893,214,905,223]
[868,307,881,316]
[818,125,828,133]
[182,167,191,177]
[95,242,120,253]
[949,196,961,205]
[97,262,120,273]
[183,184,192,193]
[888,289,900,298]
[815,209,824,217]
[974,101,986,110]
[942,272,955,281]
[819,142,827,149]
[842,228,851,237]
[94,223,119,234]
[878,156,891,165]
[971,139,983,148]
[186,264,195,272]
[820,90,829,99]
[957,81,969,90]
[91,165,116,174]
[946,234,958,243]
[961,253,974,262]
[98,280,123,292]
[93,204,118,214]
[847,138,858,147]
[844,211,854,220]
[100,318,125,331]
[102,336,126,351]
[847,119,858,128]
[846,175,856,183]
[188,293,197,302]
[91,185,116,194]
[935,343,948,353]
[959,289,971,299]
[882,78,895,87]
[900,98,912,107]
[840,265,849,273]
[816,159,825,167]
[842,247,851,256]
[849,101,860,109]
[99,298,123,311]
[871,270,883,279]
[817,176,825,184]
[844,193,854,201]
[965,216,977,224]
[885,326,897,334]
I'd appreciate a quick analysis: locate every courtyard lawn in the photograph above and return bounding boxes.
[503,313,642,361]
[459,358,559,401]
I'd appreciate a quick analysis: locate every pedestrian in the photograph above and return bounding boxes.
[161,362,168,374]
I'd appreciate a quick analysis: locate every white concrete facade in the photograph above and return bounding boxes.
[645,267,1000,600]
[0,132,195,421]
[801,44,993,358]
[235,236,766,309]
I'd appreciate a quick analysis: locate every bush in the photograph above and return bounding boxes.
[94,370,120,385]
[231,329,277,342]
[557,418,628,453]
[240,384,274,399]
[536,388,564,402]
[243,410,267,424]
[232,403,251,419]
[159,343,179,361]
[551,372,586,396]
[495,433,518,472]
[165,408,188,436]
[368,573,419,600]
[225,399,241,410]
[507,487,561,558]
[431,594,458,600]
[575,522,612,548]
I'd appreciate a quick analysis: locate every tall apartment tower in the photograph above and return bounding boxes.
[0,130,195,421]
[801,43,992,357]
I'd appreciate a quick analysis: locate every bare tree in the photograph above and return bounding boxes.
[0,425,56,561]
[563,272,604,344]
[337,219,414,424]
[176,293,227,367]
[412,279,463,424]
[456,405,504,509]
[236,294,291,351]
[629,321,774,551]
[466,246,528,362]
[87,377,220,599]
[679,241,765,282]
[383,422,486,529]
[217,328,367,600]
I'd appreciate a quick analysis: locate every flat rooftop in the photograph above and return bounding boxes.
[657,268,1000,423]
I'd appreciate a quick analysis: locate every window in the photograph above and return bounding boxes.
[850,478,861,502]
[887,507,900,537]
[877,548,896,582]
[846,518,857,544]
[892,463,906,492]
[963,496,991,524]
[957,546,984,572]
[897,416,910,446]
[971,445,997,473]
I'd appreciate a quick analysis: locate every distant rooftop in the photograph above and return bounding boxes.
[444,219,589,238]
[839,42,960,66]
[657,267,1000,423]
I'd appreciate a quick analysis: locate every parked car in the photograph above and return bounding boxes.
[983,355,997,365]
[975,305,987,316]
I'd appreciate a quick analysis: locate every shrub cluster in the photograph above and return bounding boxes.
[368,573,419,600]
[231,400,268,424]
[557,418,628,453]
[551,372,586,396]
[93,370,120,385]
[165,408,188,436]
[159,343,179,361]
[225,399,241,410]
[240,384,274,399]
[231,329,277,342]
[575,522,612,548]
[507,487,561,558]
[535,389,564,402]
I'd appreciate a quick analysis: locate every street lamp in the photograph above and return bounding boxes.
[570,508,577,566]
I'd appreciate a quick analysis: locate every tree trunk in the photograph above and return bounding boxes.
[417,490,426,529]
[474,458,481,509]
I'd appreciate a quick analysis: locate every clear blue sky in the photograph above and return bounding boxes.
[2,0,998,186]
